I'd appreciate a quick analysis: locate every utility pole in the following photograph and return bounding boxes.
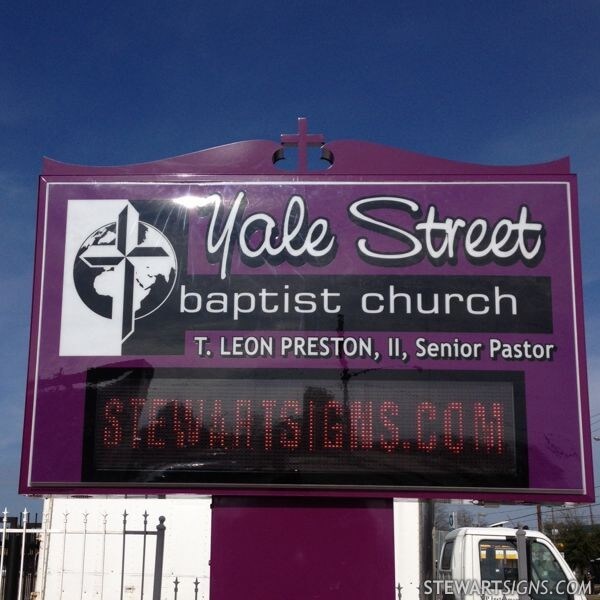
[537,505,543,531]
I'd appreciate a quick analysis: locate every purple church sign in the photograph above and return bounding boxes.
[20,120,592,501]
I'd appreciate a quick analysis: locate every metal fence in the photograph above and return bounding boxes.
[2,499,211,600]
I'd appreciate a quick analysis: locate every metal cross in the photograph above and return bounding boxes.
[80,204,168,342]
[281,117,325,173]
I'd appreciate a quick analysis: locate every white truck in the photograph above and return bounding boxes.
[434,526,585,600]
[394,502,585,600]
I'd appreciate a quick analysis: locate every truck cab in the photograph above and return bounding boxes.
[437,527,584,600]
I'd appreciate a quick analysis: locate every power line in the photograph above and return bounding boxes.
[474,491,600,522]
[485,502,600,525]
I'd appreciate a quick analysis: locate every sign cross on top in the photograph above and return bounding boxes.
[280,117,325,172]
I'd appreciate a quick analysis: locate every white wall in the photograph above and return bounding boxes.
[36,496,212,600]
[394,499,422,600]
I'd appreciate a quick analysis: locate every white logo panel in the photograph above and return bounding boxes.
[59,199,177,356]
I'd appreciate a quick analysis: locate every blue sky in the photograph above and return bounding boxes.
[2,1,600,524]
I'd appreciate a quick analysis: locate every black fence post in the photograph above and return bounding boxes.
[120,510,128,600]
[152,516,166,600]
[140,511,149,600]
[4,532,21,600]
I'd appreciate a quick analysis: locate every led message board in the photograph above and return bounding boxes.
[20,131,592,501]
[83,368,526,488]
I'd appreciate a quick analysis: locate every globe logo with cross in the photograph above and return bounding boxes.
[73,203,177,342]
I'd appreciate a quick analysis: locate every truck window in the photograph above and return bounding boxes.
[528,540,570,600]
[440,541,454,571]
[479,540,519,584]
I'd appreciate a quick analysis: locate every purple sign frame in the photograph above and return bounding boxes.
[20,121,593,502]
